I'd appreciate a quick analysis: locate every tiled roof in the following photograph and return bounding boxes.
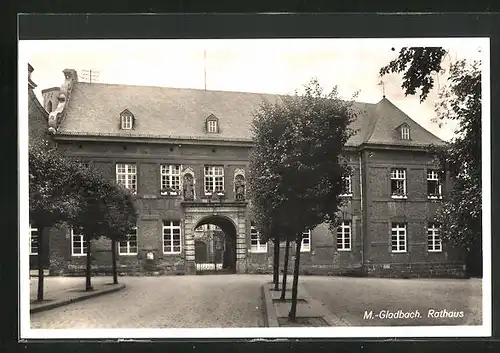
[58,82,444,147]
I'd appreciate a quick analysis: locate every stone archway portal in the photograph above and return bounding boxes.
[182,201,248,275]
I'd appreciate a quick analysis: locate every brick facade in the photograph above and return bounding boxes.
[27,69,466,278]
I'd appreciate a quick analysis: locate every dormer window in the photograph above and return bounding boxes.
[120,110,134,130]
[206,114,219,133]
[400,124,410,140]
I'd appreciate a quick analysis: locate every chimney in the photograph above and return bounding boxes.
[28,63,37,90]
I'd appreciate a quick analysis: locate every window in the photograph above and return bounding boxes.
[391,223,407,253]
[204,166,224,194]
[163,221,181,254]
[121,115,133,130]
[250,223,267,253]
[119,227,138,255]
[390,169,407,198]
[207,119,218,133]
[340,174,352,196]
[116,164,137,193]
[427,170,443,199]
[301,230,311,252]
[29,225,39,255]
[427,223,442,252]
[401,126,410,140]
[71,228,87,256]
[160,164,181,194]
[336,221,351,251]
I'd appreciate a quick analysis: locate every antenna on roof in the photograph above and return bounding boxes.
[79,69,100,83]
[377,79,386,98]
[204,49,207,91]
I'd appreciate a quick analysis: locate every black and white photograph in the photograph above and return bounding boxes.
[19,36,490,339]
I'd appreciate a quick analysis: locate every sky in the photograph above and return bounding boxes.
[21,38,487,141]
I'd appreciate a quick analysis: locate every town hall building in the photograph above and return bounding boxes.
[28,65,467,278]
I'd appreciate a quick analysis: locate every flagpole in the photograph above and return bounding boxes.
[204,49,207,90]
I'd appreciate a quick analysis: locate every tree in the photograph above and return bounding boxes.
[380,48,482,274]
[102,182,138,284]
[29,146,83,301]
[249,79,357,320]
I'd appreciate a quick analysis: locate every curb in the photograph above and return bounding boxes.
[261,284,279,327]
[30,283,126,314]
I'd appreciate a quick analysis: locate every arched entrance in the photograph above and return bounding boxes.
[193,215,237,274]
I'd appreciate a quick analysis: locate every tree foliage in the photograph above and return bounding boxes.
[380,47,447,102]
[380,48,482,252]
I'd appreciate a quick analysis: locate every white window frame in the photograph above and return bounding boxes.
[301,230,311,252]
[391,223,407,253]
[29,225,39,255]
[204,165,224,195]
[207,119,217,133]
[71,228,87,256]
[427,170,443,199]
[163,221,182,254]
[336,221,352,251]
[427,223,442,252]
[340,174,353,197]
[160,164,181,195]
[390,168,407,199]
[119,226,138,255]
[250,224,267,253]
[401,126,410,140]
[121,115,133,130]
[116,163,137,194]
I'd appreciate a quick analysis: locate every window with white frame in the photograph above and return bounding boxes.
[207,119,218,133]
[250,223,267,253]
[29,225,39,255]
[340,174,352,196]
[116,164,137,193]
[119,227,138,255]
[427,223,442,252]
[401,126,410,140]
[427,170,442,199]
[390,169,407,198]
[160,164,181,194]
[121,115,133,130]
[204,165,224,194]
[336,221,351,251]
[71,228,87,256]
[391,223,407,253]
[163,221,181,254]
[301,230,311,252]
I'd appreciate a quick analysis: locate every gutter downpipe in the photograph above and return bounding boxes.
[359,150,364,274]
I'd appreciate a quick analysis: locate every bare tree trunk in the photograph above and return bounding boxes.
[288,234,302,321]
[273,236,280,291]
[85,236,93,291]
[111,239,118,284]
[280,239,290,301]
[36,225,44,301]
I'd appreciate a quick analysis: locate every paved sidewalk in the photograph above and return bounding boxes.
[30,276,125,313]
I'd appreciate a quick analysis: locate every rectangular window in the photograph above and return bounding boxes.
[119,227,138,255]
[340,174,353,196]
[163,221,181,254]
[391,223,407,253]
[336,221,351,251]
[250,223,267,253]
[29,225,39,255]
[160,164,181,194]
[401,126,410,140]
[427,223,442,252]
[208,120,217,133]
[121,115,132,130]
[301,230,311,252]
[390,168,407,198]
[427,170,443,199]
[71,228,87,256]
[116,164,137,193]
[204,166,224,194]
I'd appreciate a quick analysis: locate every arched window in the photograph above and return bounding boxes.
[47,101,53,113]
